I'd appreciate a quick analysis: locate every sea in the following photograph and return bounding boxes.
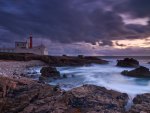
[27,56,150,102]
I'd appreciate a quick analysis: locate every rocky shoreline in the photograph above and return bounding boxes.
[0,53,108,66]
[0,60,46,78]
[0,76,128,113]
[0,53,150,113]
[0,76,149,113]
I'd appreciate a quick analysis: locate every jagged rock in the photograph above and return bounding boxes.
[121,66,150,78]
[129,94,150,113]
[40,66,60,78]
[0,76,63,113]
[63,85,129,113]
[0,77,129,113]
[39,66,61,82]
[117,58,139,67]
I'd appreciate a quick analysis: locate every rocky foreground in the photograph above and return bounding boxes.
[129,94,150,113]
[0,76,150,113]
[0,76,129,113]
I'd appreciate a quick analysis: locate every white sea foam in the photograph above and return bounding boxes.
[49,59,150,96]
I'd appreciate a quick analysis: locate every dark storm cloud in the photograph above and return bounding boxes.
[0,0,130,44]
[113,0,150,39]
[114,0,150,18]
[0,0,150,46]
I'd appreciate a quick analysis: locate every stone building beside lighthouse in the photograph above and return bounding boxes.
[0,34,48,55]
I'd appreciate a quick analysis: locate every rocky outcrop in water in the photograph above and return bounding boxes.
[117,58,139,67]
[40,66,60,78]
[121,66,150,78]
[0,76,129,113]
[129,93,150,113]
[39,66,61,82]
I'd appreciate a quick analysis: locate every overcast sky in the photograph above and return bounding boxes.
[0,0,150,55]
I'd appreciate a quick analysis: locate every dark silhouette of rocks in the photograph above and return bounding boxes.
[121,66,150,78]
[0,53,108,66]
[40,56,108,66]
[39,66,61,82]
[129,93,150,113]
[40,66,60,78]
[117,58,139,67]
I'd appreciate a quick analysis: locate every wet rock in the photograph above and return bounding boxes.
[63,85,129,113]
[121,66,150,78]
[40,66,60,78]
[0,77,129,113]
[39,66,61,82]
[129,93,150,113]
[0,76,62,113]
[62,74,67,78]
[117,58,139,67]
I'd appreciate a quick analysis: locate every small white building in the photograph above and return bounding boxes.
[0,35,48,55]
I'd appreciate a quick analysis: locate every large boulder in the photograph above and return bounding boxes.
[40,66,61,82]
[117,58,139,67]
[63,85,129,113]
[0,76,62,113]
[121,66,150,78]
[40,66,60,77]
[129,93,150,113]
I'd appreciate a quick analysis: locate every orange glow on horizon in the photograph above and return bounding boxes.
[112,37,150,49]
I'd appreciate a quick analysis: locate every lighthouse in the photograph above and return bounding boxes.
[29,34,33,48]
[0,34,48,55]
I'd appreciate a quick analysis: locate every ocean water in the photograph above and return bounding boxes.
[26,58,150,109]
[27,58,150,97]
[49,58,150,98]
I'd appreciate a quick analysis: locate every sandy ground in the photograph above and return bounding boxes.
[0,60,46,78]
